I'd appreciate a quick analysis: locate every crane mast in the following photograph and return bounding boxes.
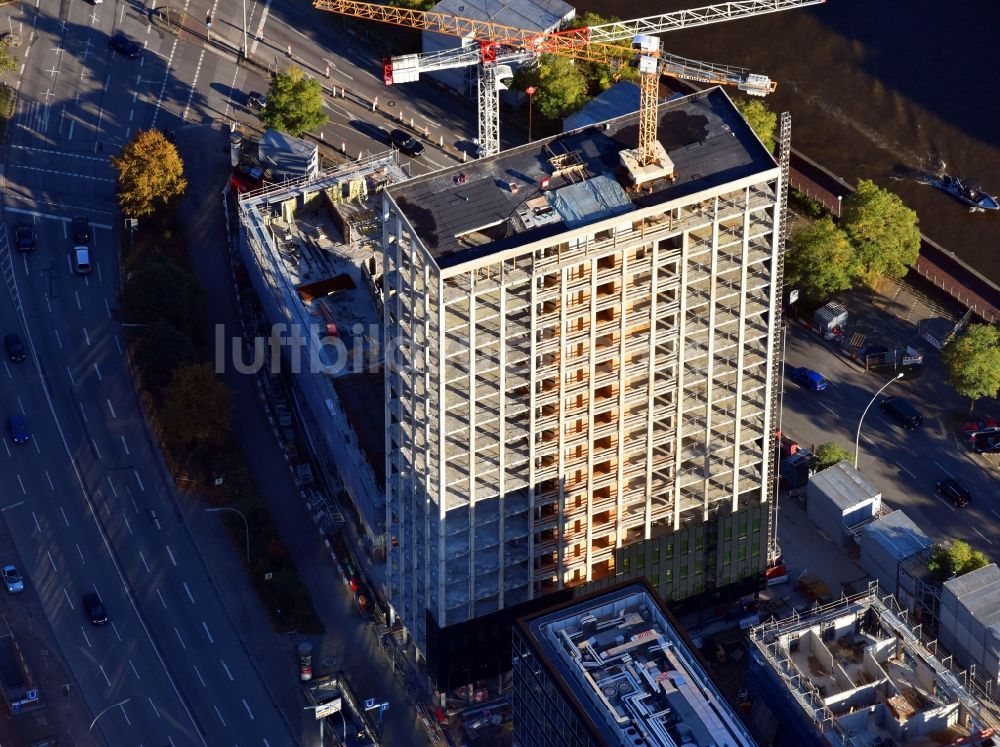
[314,0,824,165]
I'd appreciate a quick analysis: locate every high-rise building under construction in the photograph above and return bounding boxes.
[382,87,789,679]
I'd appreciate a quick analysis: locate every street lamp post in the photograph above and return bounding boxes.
[90,698,131,731]
[525,86,536,142]
[854,372,904,468]
[206,507,250,562]
[242,0,248,59]
[837,194,843,218]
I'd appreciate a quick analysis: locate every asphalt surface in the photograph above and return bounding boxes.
[779,320,1000,556]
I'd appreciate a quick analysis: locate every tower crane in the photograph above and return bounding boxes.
[314,0,823,179]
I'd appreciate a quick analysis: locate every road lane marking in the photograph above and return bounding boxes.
[213,705,226,727]
[47,550,56,572]
[2,440,9,458]
[0,501,23,512]
[157,588,167,609]
[166,545,176,566]
[878,416,892,428]
[76,544,85,564]
[44,470,53,490]
[119,701,131,726]
[75,290,81,310]
[121,435,129,455]
[17,475,25,495]
[895,461,917,479]
[104,299,111,318]
[63,588,74,608]
[91,439,101,461]
[242,699,254,720]
[111,621,122,642]
[106,399,115,418]
[183,582,195,604]
[202,621,214,644]
[937,497,956,512]
[3,361,9,381]
[59,506,69,526]
[149,696,160,718]
[31,511,41,533]
[139,551,150,573]
[114,335,122,354]
[81,627,91,648]
[84,327,90,346]
[174,627,186,649]
[993,509,1000,520]
[107,476,118,497]
[220,659,233,681]
[97,262,103,283]
[33,437,40,455]
[17,396,24,415]
[193,664,206,687]
[55,329,62,349]
[974,527,993,545]
[123,514,133,535]
[94,364,102,381]
[99,665,111,688]
[819,402,837,416]
[933,461,953,477]
[134,471,145,492]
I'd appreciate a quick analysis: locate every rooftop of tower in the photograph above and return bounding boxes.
[386,86,778,269]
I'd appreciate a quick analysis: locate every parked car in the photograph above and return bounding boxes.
[936,478,971,508]
[13,222,36,252]
[109,33,142,59]
[971,431,1000,454]
[7,415,29,445]
[247,92,267,111]
[961,419,1000,435]
[82,592,108,625]
[879,396,923,430]
[4,334,25,363]
[2,565,23,594]
[389,129,424,157]
[790,367,829,391]
[72,216,90,244]
[72,246,92,275]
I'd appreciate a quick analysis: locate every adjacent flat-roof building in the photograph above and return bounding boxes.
[939,564,1000,685]
[859,509,932,603]
[382,87,788,676]
[806,461,882,547]
[747,587,999,747]
[513,581,756,747]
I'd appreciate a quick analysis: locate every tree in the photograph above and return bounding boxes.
[814,442,852,471]
[927,540,988,582]
[515,55,589,119]
[131,320,196,395]
[941,324,1000,413]
[111,130,187,218]
[734,97,777,154]
[121,259,205,339]
[566,13,637,93]
[784,217,858,300]
[0,39,16,77]
[160,364,231,450]
[260,66,328,135]
[841,179,920,287]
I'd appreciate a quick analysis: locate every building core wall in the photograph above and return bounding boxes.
[386,175,782,654]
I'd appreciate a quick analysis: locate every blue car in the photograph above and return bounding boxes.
[790,367,829,391]
[7,415,29,444]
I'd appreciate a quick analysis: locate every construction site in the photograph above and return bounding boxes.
[747,586,1000,747]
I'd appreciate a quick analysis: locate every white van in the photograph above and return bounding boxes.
[72,246,92,275]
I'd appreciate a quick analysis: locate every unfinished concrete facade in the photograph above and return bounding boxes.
[383,88,786,655]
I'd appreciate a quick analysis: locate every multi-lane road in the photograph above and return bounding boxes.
[780,323,1000,554]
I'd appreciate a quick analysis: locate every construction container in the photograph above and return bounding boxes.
[859,510,932,596]
[939,563,1000,684]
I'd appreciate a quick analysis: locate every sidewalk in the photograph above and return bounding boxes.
[177,122,429,746]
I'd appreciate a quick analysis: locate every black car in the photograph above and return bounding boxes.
[936,478,971,507]
[879,396,922,430]
[109,33,141,59]
[971,431,1000,454]
[389,129,424,157]
[12,223,36,252]
[82,592,108,625]
[4,334,25,363]
[247,92,268,111]
[72,216,90,244]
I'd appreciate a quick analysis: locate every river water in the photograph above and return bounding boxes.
[585,0,1000,283]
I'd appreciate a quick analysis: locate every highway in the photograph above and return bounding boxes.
[779,323,1000,555]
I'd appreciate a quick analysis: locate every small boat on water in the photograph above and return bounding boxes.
[928,173,999,212]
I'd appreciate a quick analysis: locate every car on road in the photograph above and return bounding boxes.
[82,592,108,625]
[4,334,25,363]
[790,367,829,391]
[109,33,142,59]
[936,478,971,508]
[2,565,24,594]
[879,396,923,430]
[7,415,29,445]
[72,216,90,244]
[247,92,267,111]
[971,431,1000,454]
[13,222,36,252]
[72,246,92,275]
[389,129,424,157]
